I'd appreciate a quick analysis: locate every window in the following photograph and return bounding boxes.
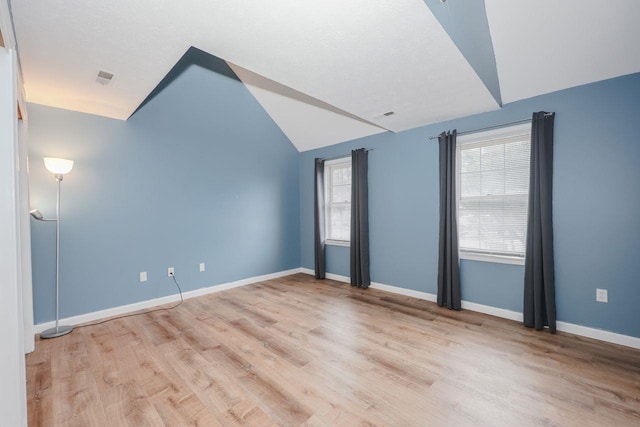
[325,157,351,245]
[456,124,531,264]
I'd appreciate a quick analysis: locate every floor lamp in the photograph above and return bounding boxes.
[30,157,74,339]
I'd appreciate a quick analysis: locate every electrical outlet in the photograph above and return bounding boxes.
[140,272,147,282]
[199,262,205,272]
[168,267,175,277]
[596,288,608,303]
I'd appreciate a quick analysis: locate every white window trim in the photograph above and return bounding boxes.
[324,157,351,245]
[460,251,525,266]
[456,123,531,265]
[326,239,350,247]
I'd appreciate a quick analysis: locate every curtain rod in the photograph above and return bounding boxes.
[428,118,532,141]
[320,148,373,162]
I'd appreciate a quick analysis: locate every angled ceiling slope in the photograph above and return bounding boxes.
[12,0,500,151]
[129,46,386,151]
[12,1,640,151]
[486,0,640,103]
[130,47,242,118]
[229,63,387,152]
[423,0,502,106]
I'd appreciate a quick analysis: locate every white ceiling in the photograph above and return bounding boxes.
[486,0,640,104]
[229,63,386,152]
[10,0,640,151]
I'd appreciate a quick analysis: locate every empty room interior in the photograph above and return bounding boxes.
[2,1,640,426]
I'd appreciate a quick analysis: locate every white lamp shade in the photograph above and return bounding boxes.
[44,157,74,175]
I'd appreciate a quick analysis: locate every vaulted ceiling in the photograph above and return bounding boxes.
[10,0,640,151]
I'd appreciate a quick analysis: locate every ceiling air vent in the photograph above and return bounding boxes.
[96,70,115,86]
[373,111,395,119]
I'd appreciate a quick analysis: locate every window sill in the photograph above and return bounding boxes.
[326,239,350,247]
[460,252,525,266]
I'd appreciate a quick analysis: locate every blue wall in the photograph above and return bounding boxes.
[29,63,300,324]
[28,61,640,338]
[300,73,640,338]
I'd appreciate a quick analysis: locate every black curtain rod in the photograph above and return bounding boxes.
[320,148,373,162]
[428,117,538,141]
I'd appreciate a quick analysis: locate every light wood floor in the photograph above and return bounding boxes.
[27,273,640,426]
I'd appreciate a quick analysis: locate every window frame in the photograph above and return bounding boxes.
[324,157,352,246]
[455,123,532,265]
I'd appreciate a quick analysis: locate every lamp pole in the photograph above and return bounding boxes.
[31,158,75,338]
[40,173,73,338]
[36,162,74,338]
[54,175,62,334]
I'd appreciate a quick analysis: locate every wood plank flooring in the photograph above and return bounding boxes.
[27,273,640,426]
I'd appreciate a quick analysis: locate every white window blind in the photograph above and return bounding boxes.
[325,158,351,243]
[456,124,531,262]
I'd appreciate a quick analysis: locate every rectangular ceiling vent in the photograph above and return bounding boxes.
[96,70,115,86]
[373,111,395,119]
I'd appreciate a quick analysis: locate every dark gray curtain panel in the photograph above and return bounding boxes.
[437,131,461,310]
[350,149,370,288]
[314,158,326,279]
[524,112,556,332]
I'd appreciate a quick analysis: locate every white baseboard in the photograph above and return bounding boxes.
[460,300,523,322]
[298,268,640,350]
[33,268,302,334]
[555,321,640,349]
[299,268,438,302]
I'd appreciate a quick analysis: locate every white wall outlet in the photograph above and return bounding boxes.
[596,288,608,303]
[139,271,147,282]
[168,267,175,277]
[199,262,205,272]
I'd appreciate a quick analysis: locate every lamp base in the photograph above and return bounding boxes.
[40,325,73,339]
